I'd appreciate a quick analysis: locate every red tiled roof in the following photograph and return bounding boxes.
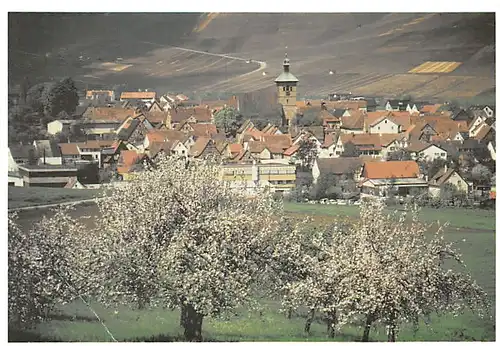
[58,143,80,156]
[420,104,442,113]
[363,161,420,179]
[146,130,168,145]
[189,137,211,157]
[120,91,156,99]
[283,145,299,156]
[85,107,136,121]
[261,134,292,149]
[78,140,115,150]
[169,107,213,123]
[117,150,146,173]
[228,143,243,153]
[190,123,218,137]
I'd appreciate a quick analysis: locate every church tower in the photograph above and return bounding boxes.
[275,53,299,125]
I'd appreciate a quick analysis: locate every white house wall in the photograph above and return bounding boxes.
[369,118,400,134]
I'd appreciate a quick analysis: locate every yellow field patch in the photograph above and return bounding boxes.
[99,62,133,72]
[409,61,462,74]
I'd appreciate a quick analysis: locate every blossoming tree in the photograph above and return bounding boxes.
[280,198,490,341]
[80,156,282,341]
[8,209,87,329]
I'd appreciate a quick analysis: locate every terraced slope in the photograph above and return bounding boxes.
[8,13,495,101]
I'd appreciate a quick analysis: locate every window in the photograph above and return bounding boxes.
[378,126,380,130]
[440,153,445,156]
[385,120,388,124]
[391,126,394,130]
[283,87,286,91]
[290,87,293,91]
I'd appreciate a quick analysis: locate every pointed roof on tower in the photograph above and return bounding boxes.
[275,52,299,83]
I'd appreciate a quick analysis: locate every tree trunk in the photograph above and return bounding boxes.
[180,305,187,327]
[304,308,315,334]
[387,322,397,342]
[287,308,292,319]
[362,314,374,342]
[183,304,203,342]
[326,308,337,338]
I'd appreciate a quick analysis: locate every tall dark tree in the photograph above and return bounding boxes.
[26,83,50,114]
[341,141,360,157]
[387,148,412,161]
[471,164,493,186]
[44,77,79,118]
[419,158,447,179]
[296,138,318,169]
[213,107,244,137]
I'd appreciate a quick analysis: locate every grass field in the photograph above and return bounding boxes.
[8,186,105,209]
[10,227,495,342]
[10,201,495,342]
[283,202,496,231]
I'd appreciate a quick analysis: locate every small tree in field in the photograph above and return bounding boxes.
[80,156,281,341]
[8,209,86,329]
[337,199,490,341]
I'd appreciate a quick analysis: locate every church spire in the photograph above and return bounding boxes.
[283,52,290,73]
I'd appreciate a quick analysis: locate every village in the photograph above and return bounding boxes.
[7,55,496,207]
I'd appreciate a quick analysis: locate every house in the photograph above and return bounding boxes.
[469,105,495,119]
[120,91,156,102]
[474,124,495,143]
[8,144,37,169]
[312,157,364,184]
[83,107,136,122]
[58,142,81,164]
[115,115,155,148]
[419,104,442,115]
[487,141,496,161]
[385,99,410,112]
[18,164,79,187]
[86,90,115,102]
[220,162,296,194]
[405,141,447,162]
[148,139,189,160]
[340,112,365,134]
[178,122,218,137]
[33,140,62,165]
[116,150,152,180]
[47,119,78,135]
[359,160,427,197]
[8,171,24,187]
[168,107,213,128]
[64,176,87,189]
[318,131,341,158]
[76,140,115,168]
[246,141,272,160]
[366,114,401,134]
[428,166,469,197]
[405,103,420,114]
[334,133,401,158]
[189,137,219,159]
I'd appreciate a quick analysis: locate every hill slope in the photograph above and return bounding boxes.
[8,13,495,102]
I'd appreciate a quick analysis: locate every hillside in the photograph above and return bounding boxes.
[8,13,495,102]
